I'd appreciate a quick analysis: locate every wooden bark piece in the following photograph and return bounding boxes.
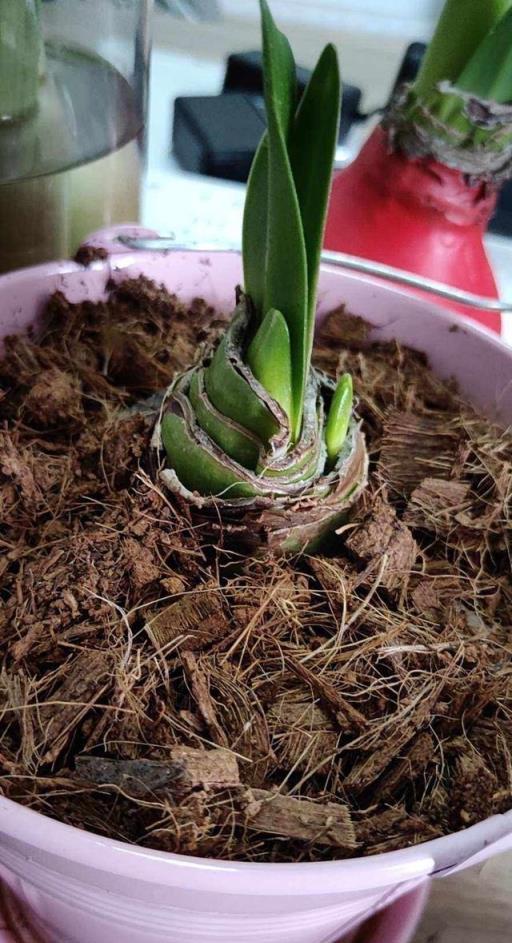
[347,494,417,594]
[181,651,228,747]
[286,658,367,734]
[356,806,441,851]
[76,745,239,797]
[410,565,464,614]
[268,695,339,773]
[242,788,357,849]
[405,478,471,534]
[378,732,435,800]
[307,556,356,616]
[344,683,443,793]
[146,580,230,652]
[313,307,371,374]
[38,651,113,765]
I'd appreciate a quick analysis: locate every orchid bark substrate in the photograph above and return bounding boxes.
[1,275,511,863]
[1,0,512,882]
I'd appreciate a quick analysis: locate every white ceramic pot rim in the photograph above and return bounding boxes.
[2,793,512,897]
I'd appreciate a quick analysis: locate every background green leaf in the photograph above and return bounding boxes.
[413,0,512,97]
[456,6,512,101]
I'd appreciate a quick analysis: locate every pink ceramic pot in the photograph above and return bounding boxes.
[0,232,511,943]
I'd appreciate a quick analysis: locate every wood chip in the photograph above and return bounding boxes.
[181,651,229,747]
[314,306,372,373]
[286,658,367,734]
[268,695,339,773]
[378,732,435,800]
[347,494,418,594]
[410,566,464,614]
[344,682,444,793]
[378,410,460,497]
[76,745,239,797]
[241,788,358,849]
[404,478,471,534]
[0,433,41,505]
[146,581,230,652]
[307,556,357,615]
[451,752,498,826]
[38,651,113,765]
[122,537,161,589]
[356,806,441,851]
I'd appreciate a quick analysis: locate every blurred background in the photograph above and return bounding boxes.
[141,0,512,346]
[2,0,511,339]
[146,0,446,240]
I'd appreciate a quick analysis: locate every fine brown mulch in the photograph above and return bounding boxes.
[0,279,511,863]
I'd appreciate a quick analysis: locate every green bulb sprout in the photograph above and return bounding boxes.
[156,0,368,553]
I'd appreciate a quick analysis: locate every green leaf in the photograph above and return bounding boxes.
[242,136,268,320]
[204,318,281,443]
[246,307,293,422]
[260,0,308,442]
[456,7,512,102]
[264,102,308,442]
[161,412,257,499]
[189,370,262,469]
[243,1,297,321]
[288,43,341,382]
[412,4,512,144]
[259,0,297,137]
[414,0,512,97]
[325,373,353,466]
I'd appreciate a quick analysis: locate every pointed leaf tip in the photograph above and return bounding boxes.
[326,373,353,466]
[247,308,293,422]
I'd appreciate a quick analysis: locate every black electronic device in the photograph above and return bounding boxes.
[389,42,427,99]
[173,93,266,182]
[173,50,363,182]
[223,50,363,140]
[172,40,512,237]
[223,50,312,98]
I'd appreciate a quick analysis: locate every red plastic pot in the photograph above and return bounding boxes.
[325,126,501,334]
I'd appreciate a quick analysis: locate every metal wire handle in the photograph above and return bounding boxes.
[118,234,512,313]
